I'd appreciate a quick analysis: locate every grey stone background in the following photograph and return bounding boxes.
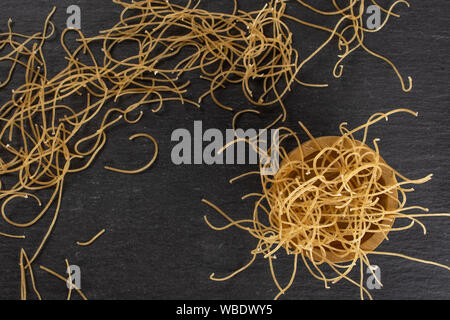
[0,0,448,299]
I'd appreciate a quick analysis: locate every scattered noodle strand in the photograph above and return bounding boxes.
[76,229,106,246]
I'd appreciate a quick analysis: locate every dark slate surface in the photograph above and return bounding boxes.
[0,0,448,300]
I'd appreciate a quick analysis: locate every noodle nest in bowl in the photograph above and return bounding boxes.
[270,135,399,264]
[203,109,450,300]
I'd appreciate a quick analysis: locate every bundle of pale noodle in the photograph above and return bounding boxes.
[86,0,302,120]
[203,109,450,299]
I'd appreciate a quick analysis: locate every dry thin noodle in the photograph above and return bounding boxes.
[65,259,72,300]
[20,249,42,300]
[76,229,106,246]
[104,134,158,174]
[0,231,25,239]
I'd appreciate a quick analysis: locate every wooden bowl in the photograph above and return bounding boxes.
[274,136,398,263]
